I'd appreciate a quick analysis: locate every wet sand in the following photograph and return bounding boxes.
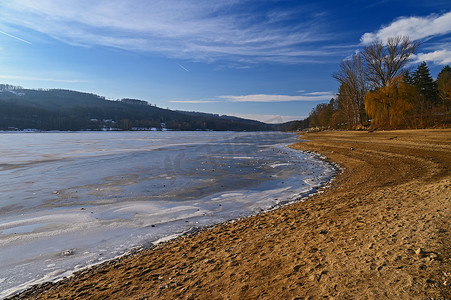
[8,129,451,299]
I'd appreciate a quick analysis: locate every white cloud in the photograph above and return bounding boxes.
[231,113,307,123]
[0,0,335,63]
[219,92,335,103]
[168,100,218,104]
[169,92,335,104]
[304,91,333,96]
[361,11,451,44]
[413,49,451,65]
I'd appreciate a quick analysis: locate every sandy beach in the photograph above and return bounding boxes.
[8,129,451,299]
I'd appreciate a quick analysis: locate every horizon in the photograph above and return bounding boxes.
[0,83,292,125]
[0,1,450,123]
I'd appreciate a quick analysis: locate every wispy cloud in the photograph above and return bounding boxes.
[303,91,333,96]
[232,113,308,124]
[219,92,335,103]
[0,1,338,64]
[168,100,217,104]
[170,91,335,104]
[231,113,307,123]
[361,10,451,44]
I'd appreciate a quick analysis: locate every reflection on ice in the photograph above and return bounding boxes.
[0,131,336,297]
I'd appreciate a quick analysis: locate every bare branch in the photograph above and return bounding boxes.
[362,36,420,89]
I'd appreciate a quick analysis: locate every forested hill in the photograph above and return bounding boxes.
[0,85,286,131]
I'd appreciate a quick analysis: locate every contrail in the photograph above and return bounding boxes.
[177,63,189,72]
[0,30,32,44]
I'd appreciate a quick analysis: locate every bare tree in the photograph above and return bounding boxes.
[362,36,420,89]
[333,53,367,128]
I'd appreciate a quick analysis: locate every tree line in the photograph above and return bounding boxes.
[0,88,281,131]
[307,36,450,130]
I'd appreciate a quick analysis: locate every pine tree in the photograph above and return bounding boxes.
[403,70,415,86]
[412,61,439,106]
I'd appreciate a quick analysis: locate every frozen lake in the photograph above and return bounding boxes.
[0,131,335,297]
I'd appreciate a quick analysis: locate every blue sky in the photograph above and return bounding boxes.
[0,1,450,123]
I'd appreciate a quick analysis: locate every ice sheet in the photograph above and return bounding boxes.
[0,131,335,297]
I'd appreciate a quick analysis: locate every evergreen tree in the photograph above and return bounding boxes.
[412,61,439,106]
[403,70,415,86]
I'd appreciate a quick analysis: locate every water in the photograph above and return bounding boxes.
[0,131,335,297]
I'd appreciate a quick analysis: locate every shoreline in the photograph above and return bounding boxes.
[1,134,334,299]
[2,141,337,299]
[8,129,451,299]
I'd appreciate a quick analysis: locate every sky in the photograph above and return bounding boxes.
[0,1,450,123]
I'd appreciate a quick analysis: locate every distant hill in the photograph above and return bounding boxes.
[0,84,292,131]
